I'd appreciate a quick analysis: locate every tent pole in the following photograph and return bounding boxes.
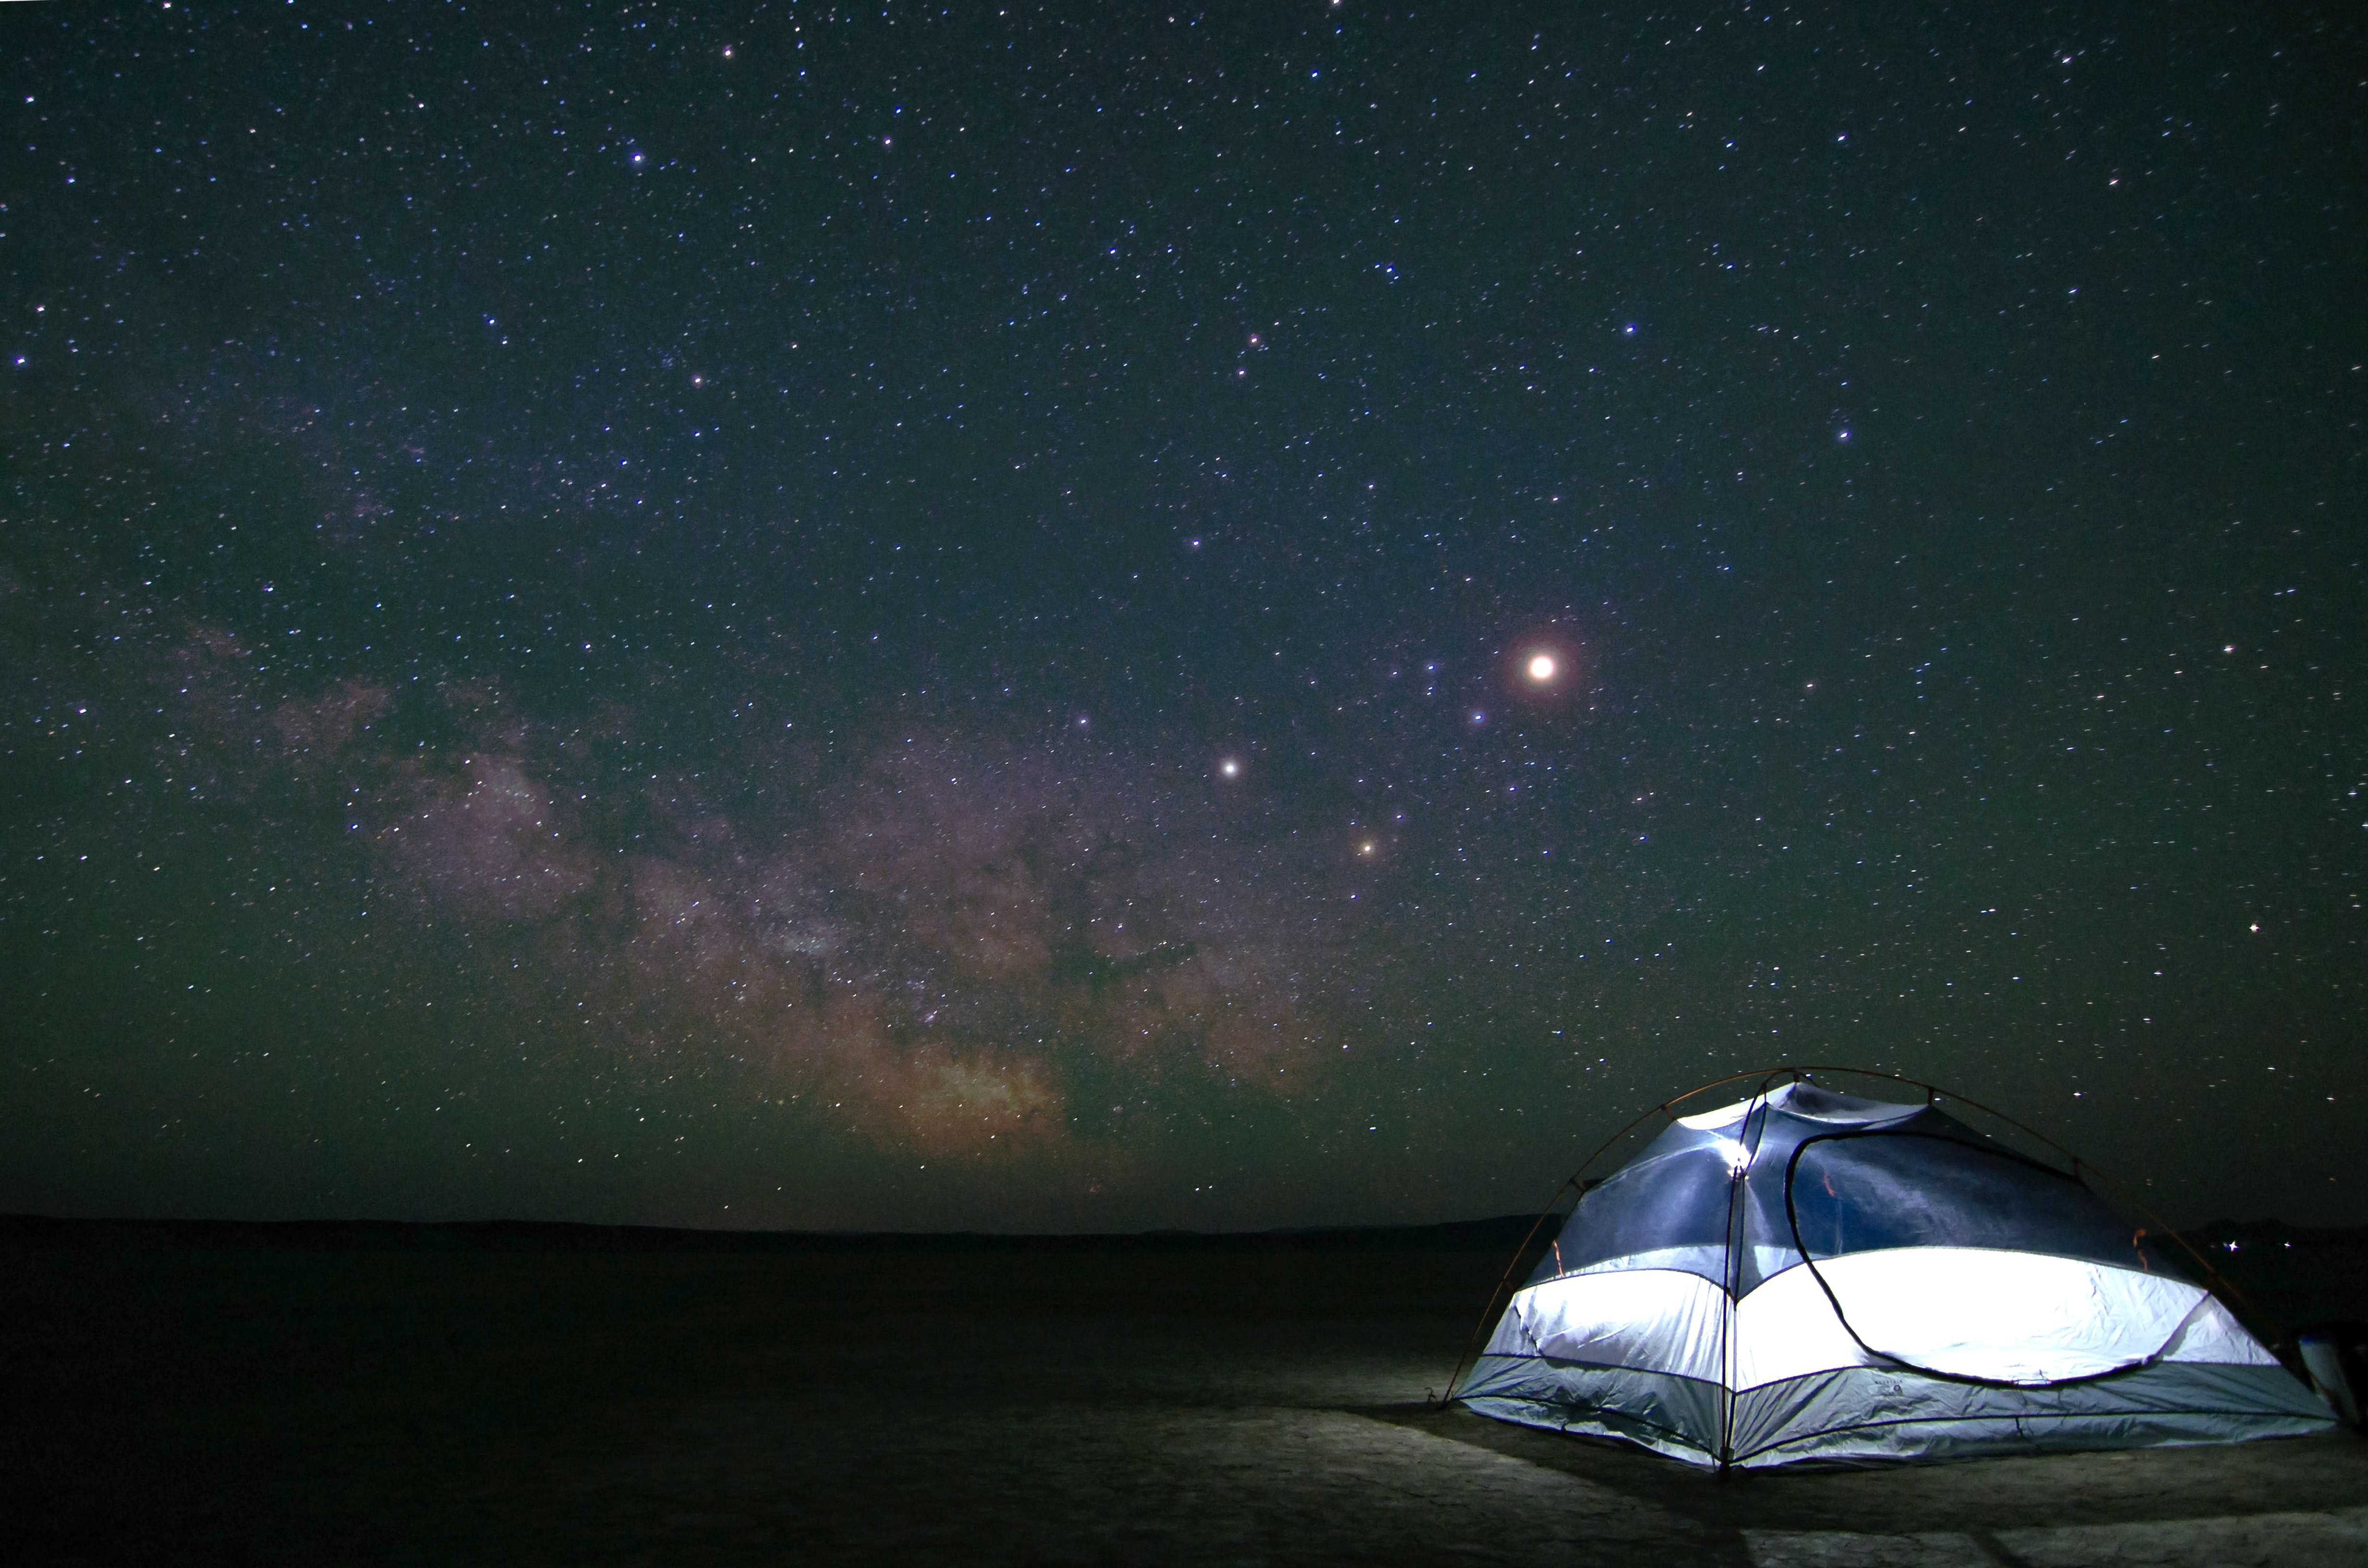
[1715,1087,1770,1473]
[1437,1175,1580,1405]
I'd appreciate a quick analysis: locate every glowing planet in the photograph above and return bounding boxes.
[1527,654,1556,682]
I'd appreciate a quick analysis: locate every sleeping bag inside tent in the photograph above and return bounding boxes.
[1452,1079,2334,1469]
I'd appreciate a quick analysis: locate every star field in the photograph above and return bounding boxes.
[1,2,2361,1231]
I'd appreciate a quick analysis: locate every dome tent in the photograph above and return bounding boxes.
[1449,1072,2334,1469]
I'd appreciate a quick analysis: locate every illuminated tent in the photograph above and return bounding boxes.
[1452,1078,2333,1469]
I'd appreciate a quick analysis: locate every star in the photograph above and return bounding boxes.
[2,0,2347,1242]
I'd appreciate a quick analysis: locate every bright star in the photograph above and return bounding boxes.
[1527,654,1556,682]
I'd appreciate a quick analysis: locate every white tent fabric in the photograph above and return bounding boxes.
[1455,1080,2334,1468]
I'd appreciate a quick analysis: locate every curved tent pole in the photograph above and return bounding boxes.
[1432,1178,1583,1408]
[1439,1066,1812,1406]
[1440,1062,2256,1416]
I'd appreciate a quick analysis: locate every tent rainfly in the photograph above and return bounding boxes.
[1452,1078,2335,1469]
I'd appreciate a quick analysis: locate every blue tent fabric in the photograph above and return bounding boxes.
[1455,1080,2335,1467]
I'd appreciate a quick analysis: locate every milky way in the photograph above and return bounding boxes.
[1,3,2361,1230]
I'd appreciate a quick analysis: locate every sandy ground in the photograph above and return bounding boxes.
[5,1223,2362,1565]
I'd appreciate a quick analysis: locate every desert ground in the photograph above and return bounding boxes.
[6,1217,2362,1566]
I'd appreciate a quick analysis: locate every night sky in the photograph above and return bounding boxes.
[3,2,2361,1234]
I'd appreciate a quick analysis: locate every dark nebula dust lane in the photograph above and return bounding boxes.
[1,3,2361,1232]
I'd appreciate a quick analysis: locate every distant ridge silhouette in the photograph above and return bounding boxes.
[0,1212,1554,1254]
